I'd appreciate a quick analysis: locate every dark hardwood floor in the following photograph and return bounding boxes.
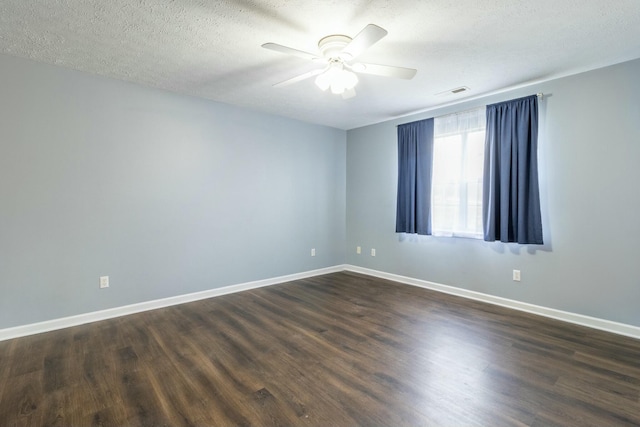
[1,271,639,426]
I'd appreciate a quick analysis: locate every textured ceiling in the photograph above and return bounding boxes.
[1,0,640,130]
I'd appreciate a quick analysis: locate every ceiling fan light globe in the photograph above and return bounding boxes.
[327,62,343,75]
[342,70,359,90]
[314,60,358,95]
[315,73,331,91]
[330,80,346,95]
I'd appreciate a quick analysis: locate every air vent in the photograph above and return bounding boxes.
[435,86,470,97]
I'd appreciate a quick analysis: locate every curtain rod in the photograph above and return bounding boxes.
[396,93,544,127]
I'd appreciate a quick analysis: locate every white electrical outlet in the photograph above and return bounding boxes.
[371,248,376,257]
[513,270,521,282]
[311,248,316,257]
[356,246,361,254]
[99,276,109,288]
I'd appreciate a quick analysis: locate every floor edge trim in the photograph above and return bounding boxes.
[0,265,346,341]
[344,265,640,340]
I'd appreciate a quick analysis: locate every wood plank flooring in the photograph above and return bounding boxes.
[0,271,639,426]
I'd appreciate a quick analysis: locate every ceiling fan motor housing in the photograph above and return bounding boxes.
[318,35,352,60]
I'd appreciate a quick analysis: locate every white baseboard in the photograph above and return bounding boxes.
[3,264,639,342]
[0,265,345,342]
[344,265,640,340]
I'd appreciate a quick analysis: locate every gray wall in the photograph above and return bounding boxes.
[0,54,346,329]
[346,58,640,327]
[2,51,639,331]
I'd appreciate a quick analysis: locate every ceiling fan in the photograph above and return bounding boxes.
[262,24,417,99]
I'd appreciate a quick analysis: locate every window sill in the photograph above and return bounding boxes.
[432,231,483,240]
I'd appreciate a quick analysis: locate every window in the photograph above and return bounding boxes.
[396,94,542,244]
[431,107,485,238]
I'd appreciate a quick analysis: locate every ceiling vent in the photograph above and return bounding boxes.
[435,86,470,97]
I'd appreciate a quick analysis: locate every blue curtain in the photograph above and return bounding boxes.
[396,118,434,234]
[483,95,543,244]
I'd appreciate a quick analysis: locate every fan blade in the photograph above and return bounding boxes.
[355,63,417,80]
[262,43,322,62]
[273,68,325,88]
[341,24,388,60]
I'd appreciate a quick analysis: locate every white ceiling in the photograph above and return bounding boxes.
[1,1,639,130]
